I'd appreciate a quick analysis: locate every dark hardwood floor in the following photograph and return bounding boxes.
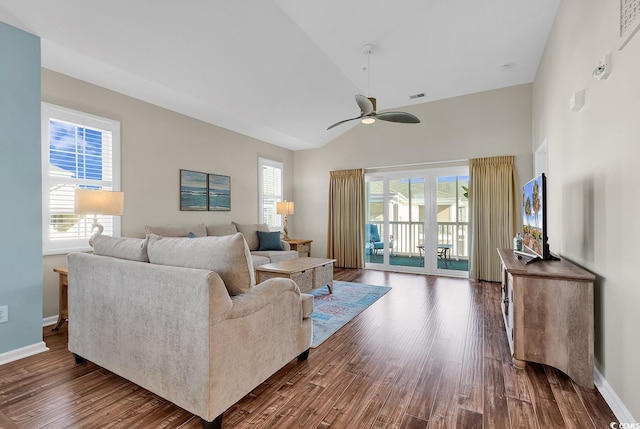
[0,269,616,428]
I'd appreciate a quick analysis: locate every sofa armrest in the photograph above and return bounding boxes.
[281,240,291,251]
[300,293,314,319]
[224,277,301,320]
[206,276,311,417]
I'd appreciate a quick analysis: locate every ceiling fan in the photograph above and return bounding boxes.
[327,45,421,131]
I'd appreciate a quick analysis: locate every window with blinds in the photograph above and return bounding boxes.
[42,103,121,254]
[258,158,283,229]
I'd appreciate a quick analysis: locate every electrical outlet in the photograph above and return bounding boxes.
[0,305,8,323]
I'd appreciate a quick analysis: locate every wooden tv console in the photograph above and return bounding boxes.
[497,248,595,388]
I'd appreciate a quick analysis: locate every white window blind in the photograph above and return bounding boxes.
[258,158,283,229]
[42,103,121,254]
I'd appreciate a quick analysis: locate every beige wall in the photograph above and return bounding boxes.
[293,84,534,259]
[41,69,294,318]
[533,0,640,419]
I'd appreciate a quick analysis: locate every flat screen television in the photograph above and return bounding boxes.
[521,173,555,262]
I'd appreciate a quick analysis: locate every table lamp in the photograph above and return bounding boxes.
[276,200,294,240]
[74,189,124,246]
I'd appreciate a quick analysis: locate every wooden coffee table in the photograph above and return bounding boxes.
[255,257,337,293]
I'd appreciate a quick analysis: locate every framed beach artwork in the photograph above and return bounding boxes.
[180,169,208,211]
[208,174,231,211]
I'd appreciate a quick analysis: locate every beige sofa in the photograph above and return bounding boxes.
[68,233,313,429]
[144,222,299,266]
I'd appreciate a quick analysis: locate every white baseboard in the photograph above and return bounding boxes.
[42,315,58,327]
[0,341,49,365]
[595,366,637,423]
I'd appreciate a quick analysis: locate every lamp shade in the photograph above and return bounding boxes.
[75,189,124,215]
[276,201,294,215]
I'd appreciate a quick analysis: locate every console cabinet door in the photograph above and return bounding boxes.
[500,268,515,354]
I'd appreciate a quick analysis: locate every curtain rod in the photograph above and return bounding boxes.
[365,158,469,172]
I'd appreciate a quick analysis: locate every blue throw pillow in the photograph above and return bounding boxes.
[257,230,283,251]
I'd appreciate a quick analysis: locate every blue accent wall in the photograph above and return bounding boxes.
[0,21,43,353]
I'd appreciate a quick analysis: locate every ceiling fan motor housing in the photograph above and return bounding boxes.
[367,97,377,112]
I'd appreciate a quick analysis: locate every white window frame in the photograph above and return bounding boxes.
[42,103,121,255]
[258,157,283,230]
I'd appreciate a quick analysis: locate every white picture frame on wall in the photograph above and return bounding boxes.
[619,0,640,50]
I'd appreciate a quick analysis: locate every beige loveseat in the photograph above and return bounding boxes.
[68,233,313,429]
[144,222,299,266]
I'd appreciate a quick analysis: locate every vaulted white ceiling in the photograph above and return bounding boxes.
[0,0,559,150]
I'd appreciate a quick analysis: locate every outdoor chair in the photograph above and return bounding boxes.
[366,224,394,255]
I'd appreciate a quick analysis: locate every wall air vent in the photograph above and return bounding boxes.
[409,93,426,100]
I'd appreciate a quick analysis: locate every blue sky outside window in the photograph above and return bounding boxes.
[49,119,103,183]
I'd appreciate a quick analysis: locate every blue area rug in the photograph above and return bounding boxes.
[310,281,391,348]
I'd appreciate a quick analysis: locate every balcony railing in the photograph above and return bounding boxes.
[368,221,469,259]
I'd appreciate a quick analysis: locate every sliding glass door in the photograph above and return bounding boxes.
[365,178,388,265]
[365,166,469,276]
[435,172,469,273]
[388,177,424,269]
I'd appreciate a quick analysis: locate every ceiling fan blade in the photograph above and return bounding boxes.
[327,115,363,130]
[375,111,421,124]
[355,94,374,116]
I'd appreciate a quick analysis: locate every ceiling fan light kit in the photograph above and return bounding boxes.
[327,44,421,130]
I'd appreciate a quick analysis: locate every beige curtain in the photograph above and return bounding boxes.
[328,169,365,268]
[469,156,518,281]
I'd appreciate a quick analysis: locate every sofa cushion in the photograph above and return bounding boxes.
[232,222,270,251]
[147,233,255,295]
[92,234,149,262]
[145,224,207,238]
[256,230,283,251]
[251,250,298,263]
[251,255,271,268]
[206,224,238,237]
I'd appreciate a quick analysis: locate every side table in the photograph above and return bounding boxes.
[53,267,68,331]
[285,239,313,257]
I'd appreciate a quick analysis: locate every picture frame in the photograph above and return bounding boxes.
[619,0,640,50]
[208,174,231,211]
[180,169,208,211]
